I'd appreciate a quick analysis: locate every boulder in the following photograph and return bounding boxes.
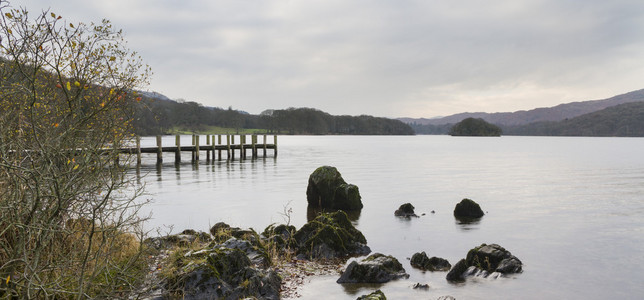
[215,237,271,268]
[357,289,387,300]
[446,243,522,282]
[337,253,409,283]
[306,166,363,210]
[394,203,418,218]
[410,252,451,271]
[164,247,280,299]
[453,198,484,219]
[294,211,370,259]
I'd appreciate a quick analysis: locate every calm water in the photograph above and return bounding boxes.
[133,135,644,299]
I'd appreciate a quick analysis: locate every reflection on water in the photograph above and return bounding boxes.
[133,135,644,300]
[454,216,483,231]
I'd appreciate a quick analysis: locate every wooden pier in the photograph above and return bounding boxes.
[119,134,277,164]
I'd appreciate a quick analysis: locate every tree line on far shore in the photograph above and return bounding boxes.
[133,97,415,135]
[410,101,644,137]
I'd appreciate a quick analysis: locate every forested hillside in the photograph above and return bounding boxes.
[502,101,644,136]
[133,97,414,135]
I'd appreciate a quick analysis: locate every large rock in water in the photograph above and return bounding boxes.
[446,243,523,282]
[337,253,409,283]
[306,166,363,210]
[293,211,370,259]
[453,198,484,219]
[410,251,451,271]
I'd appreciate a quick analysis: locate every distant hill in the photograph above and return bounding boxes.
[503,101,644,137]
[400,89,644,126]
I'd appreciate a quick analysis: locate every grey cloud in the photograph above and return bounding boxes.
[10,0,644,117]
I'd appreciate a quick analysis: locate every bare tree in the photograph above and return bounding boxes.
[0,1,151,298]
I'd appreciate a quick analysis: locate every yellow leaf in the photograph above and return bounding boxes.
[69,23,74,28]
[5,13,12,19]
[50,12,56,18]
[74,81,80,87]
[66,82,71,90]
[73,165,79,170]
[109,56,116,61]
[7,29,11,34]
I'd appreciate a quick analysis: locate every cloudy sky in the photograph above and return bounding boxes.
[9,0,644,118]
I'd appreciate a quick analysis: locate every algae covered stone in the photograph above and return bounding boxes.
[306,166,363,210]
[294,211,370,259]
[357,289,387,300]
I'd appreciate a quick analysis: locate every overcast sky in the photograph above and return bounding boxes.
[9,0,644,118]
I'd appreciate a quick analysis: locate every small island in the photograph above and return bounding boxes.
[449,118,502,136]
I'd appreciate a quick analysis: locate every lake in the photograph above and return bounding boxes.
[133,135,644,299]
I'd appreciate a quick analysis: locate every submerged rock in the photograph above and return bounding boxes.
[446,243,523,282]
[306,166,363,211]
[294,211,370,259]
[412,283,430,289]
[394,203,418,218]
[410,252,451,271]
[453,198,484,219]
[357,289,387,300]
[337,253,409,283]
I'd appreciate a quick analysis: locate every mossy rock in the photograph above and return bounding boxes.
[306,166,363,211]
[357,289,387,300]
[163,247,280,299]
[465,243,522,274]
[453,198,484,219]
[337,253,409,283]
[293,211,370,259]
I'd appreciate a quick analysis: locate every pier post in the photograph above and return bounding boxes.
[136,136,141,165]
[240,135,245,161]
[263,134,267,158]
[230,135,234,160]
[252,134,257,159]
[191,135,196,161]
[175,135,181,163]
[206,134,211,161]
[274,135,278,157]
[156,135,163,163]
[195,135,200,161]
[218,134,222,161]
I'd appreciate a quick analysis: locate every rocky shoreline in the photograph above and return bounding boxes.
[135,166,523,299]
